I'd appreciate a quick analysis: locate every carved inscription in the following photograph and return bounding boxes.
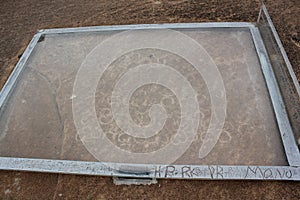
[244,166,292,179]
[154,165,294,180]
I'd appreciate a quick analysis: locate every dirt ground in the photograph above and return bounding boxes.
[0,0,299,199]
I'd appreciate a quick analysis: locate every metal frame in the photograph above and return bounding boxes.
[250,28,300,166]
[0,13,299,181]
[1,157,299,180]
[258,4,300,97]
[0,33,41,114]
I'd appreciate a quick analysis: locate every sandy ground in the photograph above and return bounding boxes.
[0,0,299,199]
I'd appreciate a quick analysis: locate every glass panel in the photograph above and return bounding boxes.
[258,12,300,150]
[0,27,288,166]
